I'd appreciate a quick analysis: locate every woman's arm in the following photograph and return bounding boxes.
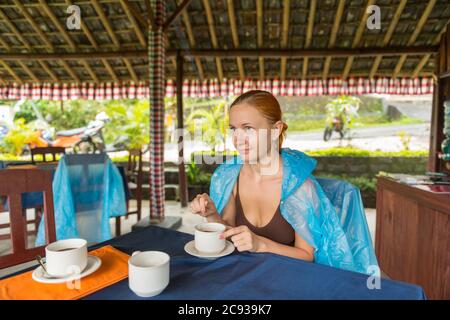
[257,232,315,262]
[207,186,237,227]
[220,225,315,262]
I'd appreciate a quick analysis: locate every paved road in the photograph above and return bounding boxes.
[287,123,430,141]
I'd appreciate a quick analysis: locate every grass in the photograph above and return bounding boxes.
[286,115,424,133]
[305,147,428,157]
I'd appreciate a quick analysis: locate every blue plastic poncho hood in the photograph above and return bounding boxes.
[209,148,378,275]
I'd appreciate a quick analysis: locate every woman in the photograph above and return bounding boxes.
[190,90,377,275]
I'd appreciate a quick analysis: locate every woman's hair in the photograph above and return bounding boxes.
[230,90,288,150]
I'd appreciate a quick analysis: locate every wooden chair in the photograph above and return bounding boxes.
[0,169,56,269]
[115,149,143,236]
[29,147,64,231]
[31,146,66,163]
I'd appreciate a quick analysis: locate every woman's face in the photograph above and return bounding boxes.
[229,103,282,163]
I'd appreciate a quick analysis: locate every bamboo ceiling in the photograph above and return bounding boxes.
[0,0,449,84]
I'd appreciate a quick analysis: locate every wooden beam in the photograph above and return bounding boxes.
[12,0,79,82]
[342,0,376,79]
[123,58,138,82]
[122,0,149,29]
[39,0,98,82]
[227,0,245,80]
[412,21,449,77]
[144,0,157,31]
[66,0,113,82]
[81,60,99,83]
[60,61,80,83]
[370,0,407,78]
[176,51,188,207]
[393,0,437,77]
[18,61,39,82]
[0,8,31,51]
[0,60,22,83]
[0,8,59,82]
[102,59,120,83]
[0,35,10,51]
[323,0,345,79]
[120,0,146,47]
[280,0,290,80]
[256,0,264,80]
[12,0,53,48]
[302,0,316,78]
[38,0,76,50]
[38,61,59,82]
[164,0,191,31]
[181,9,204,80]
[202,0,223,81]
[91,0,121,48]
[0,46,437,61]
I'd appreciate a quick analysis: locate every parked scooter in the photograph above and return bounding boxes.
[29,111,110,153]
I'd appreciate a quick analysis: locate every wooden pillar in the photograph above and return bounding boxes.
[428,24,450,174]
[148,0,166,219]
[176,51,189,207]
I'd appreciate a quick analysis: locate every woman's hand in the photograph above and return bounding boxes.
[190,193,218,218]
[219,225,264,253]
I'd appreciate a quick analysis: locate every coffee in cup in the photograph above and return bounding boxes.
[45,238,88,277]
[194,222,226,254]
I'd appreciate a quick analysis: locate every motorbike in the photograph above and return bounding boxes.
[29,111,110,154]
[323,116,348,141]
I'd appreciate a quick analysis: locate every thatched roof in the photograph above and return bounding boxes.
[0,0,449,84]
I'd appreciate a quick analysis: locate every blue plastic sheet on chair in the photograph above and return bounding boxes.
[36,153,126,245]
[316,177,379,274]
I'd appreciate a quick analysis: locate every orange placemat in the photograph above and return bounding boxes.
[0,245,129,300]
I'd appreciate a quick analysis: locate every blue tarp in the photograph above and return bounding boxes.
[36,153,126,245]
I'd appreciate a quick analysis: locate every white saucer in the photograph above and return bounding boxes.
[32,255,102,284]
[184,240,235,260]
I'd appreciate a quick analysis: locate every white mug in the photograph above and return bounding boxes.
[194,222,226,254]
[45,238,88,277]
[128,251,170,298]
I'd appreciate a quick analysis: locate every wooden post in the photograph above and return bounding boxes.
[176,50,188,207]
[148,0,166,219]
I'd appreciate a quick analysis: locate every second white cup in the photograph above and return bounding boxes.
[128,251,170,298]
[194,222,226,254]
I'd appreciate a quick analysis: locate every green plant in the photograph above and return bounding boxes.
[103,100,150,149]
[186,101,228,151]
[186,162,212,185]
[318,174,377,193]
[324,95,361,129]
[397,130,412,151]
[0,118,40,156]
[305,146,428,157]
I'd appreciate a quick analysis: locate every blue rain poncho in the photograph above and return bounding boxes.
[36,154,126,245]
[209,148,378,275]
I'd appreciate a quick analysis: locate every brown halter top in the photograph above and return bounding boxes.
[235,174,295,246]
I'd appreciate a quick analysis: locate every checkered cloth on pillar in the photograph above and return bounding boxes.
[148,0,166,219]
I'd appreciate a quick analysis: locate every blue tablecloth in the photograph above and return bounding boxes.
[83,225,426,300]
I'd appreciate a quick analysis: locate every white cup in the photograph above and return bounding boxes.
[128,251,170,298]
[194,222,226,254]
[45,238,88,277]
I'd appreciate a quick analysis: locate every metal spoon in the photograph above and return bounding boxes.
[35,255,59,279]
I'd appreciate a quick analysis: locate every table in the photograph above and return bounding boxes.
[0,225,426,299]
[376,176,450,299]
[80,225,425,300]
